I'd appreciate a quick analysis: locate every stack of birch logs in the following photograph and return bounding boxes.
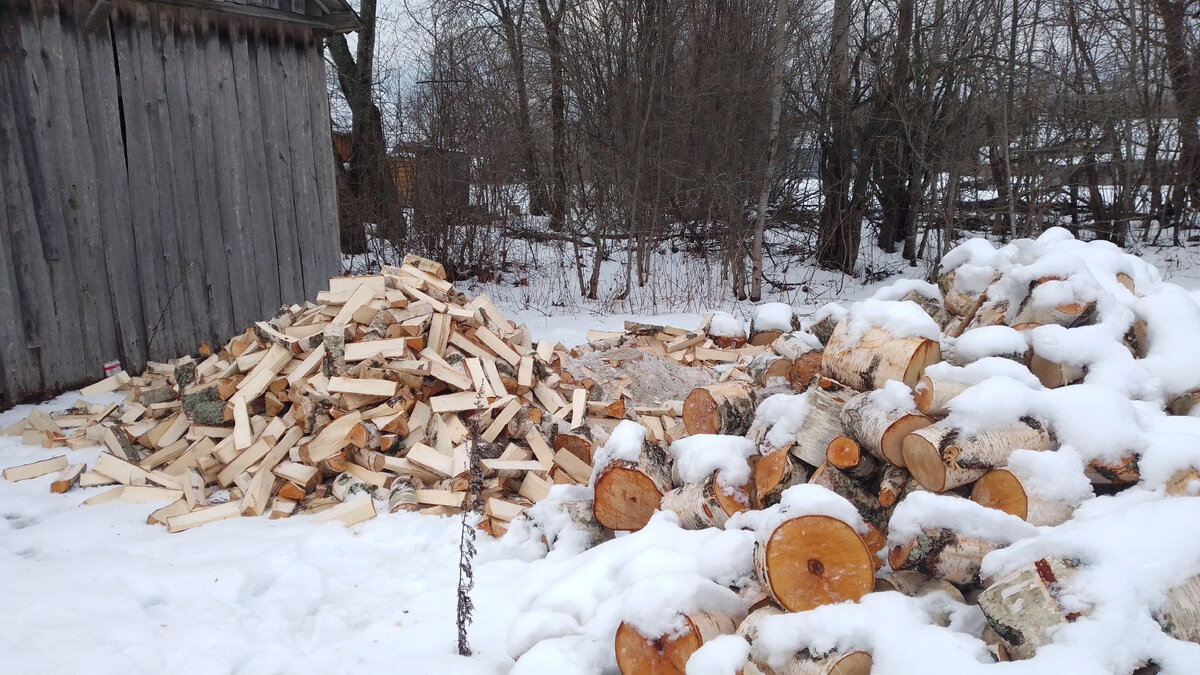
[580,271,1199,673]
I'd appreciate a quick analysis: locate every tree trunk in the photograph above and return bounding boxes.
[815,0,861,274]
[751,448,808,509]
[809,462,889,532]
[537,0,569,231]
[327,0,406,252]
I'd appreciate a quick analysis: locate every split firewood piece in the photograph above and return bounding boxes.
[825,436,879,482]
[314,495,377,527]
[877,465,914,507]
[554,428,594,464]
[839,391,931,468]
[787,386,850,467]
[821,319,940,391]
[789,352,825,392]
[746,353,792,387]
[3,455,69,482]
[682,380,755,436]
[166,501,242,533]
[754,514,875,612]
[808,463,888,532]
[888,526,1006,587]
[615,611,739,675]
[79,370,133,397]
[902,417,1052,492]
[593,438,674,532]
[659,471,749,529]
[750,448,807,509]
[912,374,972,416]
[970,469,1075,526]
[298,411,364,465]
[977,557,1084,660]
[50,463,87,493]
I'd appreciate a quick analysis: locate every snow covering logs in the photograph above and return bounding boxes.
[10,232,1200,672]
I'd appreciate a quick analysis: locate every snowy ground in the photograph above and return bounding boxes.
[5,234,1200,674]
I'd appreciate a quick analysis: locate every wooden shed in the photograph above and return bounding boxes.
[0,0,358,408]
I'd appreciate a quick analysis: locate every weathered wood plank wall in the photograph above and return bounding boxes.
[0,0,341,408]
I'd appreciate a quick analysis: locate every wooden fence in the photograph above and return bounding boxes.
[0,0,344,408]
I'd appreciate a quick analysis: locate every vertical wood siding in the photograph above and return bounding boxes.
[0,0,340,408]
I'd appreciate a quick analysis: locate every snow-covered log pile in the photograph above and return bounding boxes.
[504,229,1200,673]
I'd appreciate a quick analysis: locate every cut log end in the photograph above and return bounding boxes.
[969,469,1027,520]
[760,515,874,612]
[594,465,666,532]
[903,339,942,389]
[615,613,733,675]
[826,436,862,469]
[881,414,932,467]
[901,432,947,492]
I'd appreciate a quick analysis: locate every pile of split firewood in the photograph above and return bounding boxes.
[2,256,813,537]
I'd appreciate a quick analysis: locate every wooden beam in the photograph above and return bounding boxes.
[139,0,361,33]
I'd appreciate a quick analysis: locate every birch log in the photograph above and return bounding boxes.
[977,557,1084,660]
[788,387,850,467]
[902,417,1053,492]
[1160,574,1200,644]
[888,526,1004,587]
[809,462,889,531]
[821,322,941,391]
[751,449,808,509]
[825,436,879,482]
[754,515,875,612]
[839,392,931,467]
[969,469,1075,526]
[660,472,749,530]
[593,440,674,531]
[913,375,971,416]
[683,380,756,436]
[615,611,739,675]
[747,353,793,387]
